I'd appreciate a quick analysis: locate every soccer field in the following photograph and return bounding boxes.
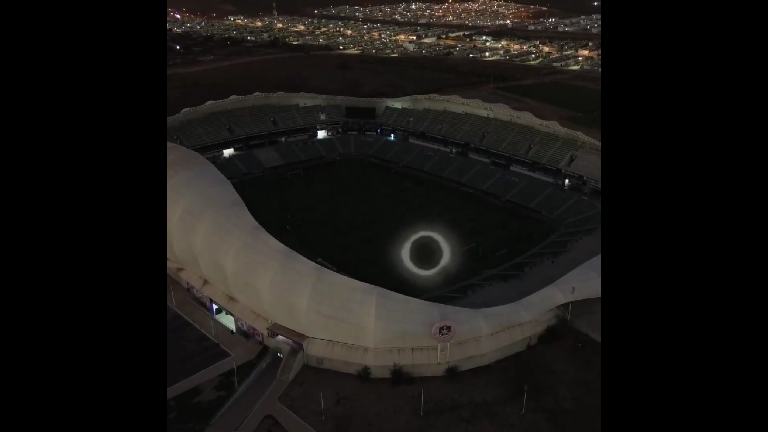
[236,158,555,298]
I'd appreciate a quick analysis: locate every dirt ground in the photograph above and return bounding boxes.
[167,54,575,117]
[166,54,601,142]
[280,329,601,432]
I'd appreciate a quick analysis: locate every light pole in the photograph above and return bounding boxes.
[209,313,218,344]
[521,385,528,415]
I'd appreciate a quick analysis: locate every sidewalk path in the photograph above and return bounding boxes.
[207,355,281,432]
[167,277,262,399]
[205,348,315,432]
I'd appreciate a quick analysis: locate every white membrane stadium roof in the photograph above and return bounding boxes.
[167,143,601,349]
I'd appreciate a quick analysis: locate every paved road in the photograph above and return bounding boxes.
[208,355,282,432]
[236,359,315,432]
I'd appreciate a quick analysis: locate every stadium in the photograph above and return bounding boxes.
[166,93,601,377]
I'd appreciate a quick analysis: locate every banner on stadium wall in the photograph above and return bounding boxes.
[236,317,264,343]
[186,282,210,310]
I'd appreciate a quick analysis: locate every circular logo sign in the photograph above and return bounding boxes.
[236,317,249,332]
[431,321,457,343]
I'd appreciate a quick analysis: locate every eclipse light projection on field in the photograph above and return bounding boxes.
[401,231,451,276]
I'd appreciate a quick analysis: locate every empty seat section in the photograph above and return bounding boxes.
[295,142,324,160]
[298,105,324,125]
[166,129,177,143]
[383,143,415,164]
[409,110,435,131]
[418,109,440,134]
[233,152,265,173]
[393,108,415,128]
[446,158,482,182]
[335,136,355,153]
[529,133,561,163]
[273,143,304,164]
[463,165,499,190]
[192,114,230,143]
[426,154,459,176]
[486,172,524,198]
[458,116,491,145]
[323,105,345,121]
[482,120,516,152]
[509,180,551,207]
[214,158,245,179]
[546,137,580,167]
[442,112,470,139]
[174,123,208,148]
[564,210,601,230]
[423,110,451,136]
[166,125,191,146]
[217,108,256,137]
[506,124,541,155]
[557,198,598,222]
[317,140,340,157]
[405,148,441,171]
[272,105,304,129]
[381,107,399,125]
[498,124,526,156]
[534,188,574,216]
[240,105,275,132]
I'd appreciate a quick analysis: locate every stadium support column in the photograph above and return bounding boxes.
[273,2,277,17]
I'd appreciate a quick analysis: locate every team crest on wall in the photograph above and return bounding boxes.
[431,321,457,343]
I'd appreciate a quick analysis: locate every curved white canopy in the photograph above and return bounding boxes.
[167,142,601,349]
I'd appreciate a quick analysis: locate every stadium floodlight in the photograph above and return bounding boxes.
[223,148,235,158]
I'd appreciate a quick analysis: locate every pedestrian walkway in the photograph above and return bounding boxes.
[167,277,263,399]
[207,353,282,432]
[166,273,313,432]
[206,347,315,432]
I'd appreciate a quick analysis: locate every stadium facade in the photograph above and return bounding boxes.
[167,93,601,377]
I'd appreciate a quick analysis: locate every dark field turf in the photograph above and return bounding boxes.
[167,305,231,388]
[236,158,555,297]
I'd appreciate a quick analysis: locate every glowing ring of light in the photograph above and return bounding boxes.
[401,231,451,276]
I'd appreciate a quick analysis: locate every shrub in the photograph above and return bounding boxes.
[444,364,460,378]
[390,363,414,386]
[356,365,372,382]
